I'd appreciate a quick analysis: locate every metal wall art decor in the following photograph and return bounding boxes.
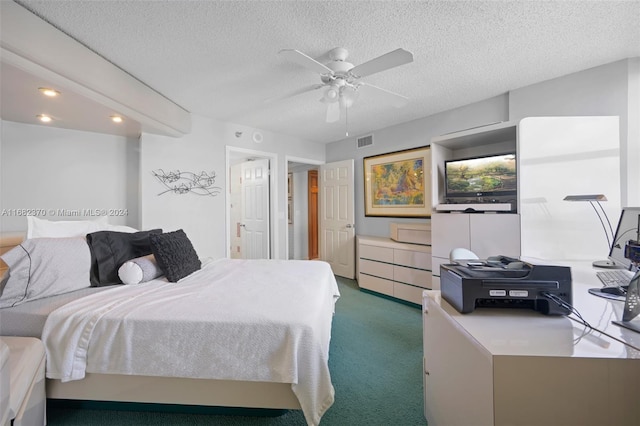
[152,169,221,196]
[363,146,432,217]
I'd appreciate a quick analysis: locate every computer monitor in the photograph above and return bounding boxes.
[608,207,640,271]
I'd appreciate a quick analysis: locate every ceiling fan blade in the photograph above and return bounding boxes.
[279,49,334,75]
[264,84,324,104]
[358,83,409,108]
[326,102,340,123]
[349,48,413,78]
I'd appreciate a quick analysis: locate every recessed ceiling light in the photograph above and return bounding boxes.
[37,114,53,123]
[38,87,60,97]
[110,115,124,123]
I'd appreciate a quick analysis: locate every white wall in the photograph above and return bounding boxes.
[326,94,509,237]
[140,114,325,259]
[628,58,640,206]
[140,115,227,259]
[0,120,139,232]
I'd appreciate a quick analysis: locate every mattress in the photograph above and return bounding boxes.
[0,286,114,337]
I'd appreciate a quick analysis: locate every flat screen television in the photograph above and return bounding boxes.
[444,152,517,203]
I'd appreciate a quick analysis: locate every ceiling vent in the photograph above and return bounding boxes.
[356,134,373,148]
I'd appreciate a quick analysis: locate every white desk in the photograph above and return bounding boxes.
[423,261,640,426]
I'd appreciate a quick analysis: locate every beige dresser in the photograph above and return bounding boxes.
[0,337,47,426]
[357,235,432,305]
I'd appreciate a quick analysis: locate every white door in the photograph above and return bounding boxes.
[320,159,355,278]
[241,159,270,259]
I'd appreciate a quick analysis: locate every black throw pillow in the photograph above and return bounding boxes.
[149,229,201,283]
[86,229,162,286]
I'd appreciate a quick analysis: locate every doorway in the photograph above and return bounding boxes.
[286,157,355,277]
[308,169,319,260]
[287,157,322,260]
[226,147,278,259]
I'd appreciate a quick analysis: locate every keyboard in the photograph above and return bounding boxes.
[597,270,632,287]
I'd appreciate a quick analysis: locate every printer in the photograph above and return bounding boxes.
[440,256,572,315]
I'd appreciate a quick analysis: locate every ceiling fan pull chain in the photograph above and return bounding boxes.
[345,105,349,137]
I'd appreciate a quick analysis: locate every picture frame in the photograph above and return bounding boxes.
[287,173,293,199]
[363,146,431,217]
[287,198,293,224]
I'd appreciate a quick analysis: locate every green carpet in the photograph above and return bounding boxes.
[47,277,425,425]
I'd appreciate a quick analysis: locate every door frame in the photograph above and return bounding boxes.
[226,146,278,259]
[285,155,324,260]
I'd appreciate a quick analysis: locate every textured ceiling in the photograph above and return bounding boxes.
[8,0,640,143]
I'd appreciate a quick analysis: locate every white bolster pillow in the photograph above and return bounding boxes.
[118,254,163,284]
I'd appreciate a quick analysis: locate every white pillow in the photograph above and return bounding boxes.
[26,217,138,239]
[27,216,109,239]
[105,224,138,233]
[0,238,91,308]
[118,254,163,285]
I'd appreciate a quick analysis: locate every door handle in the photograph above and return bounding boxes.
[346,224,355,229]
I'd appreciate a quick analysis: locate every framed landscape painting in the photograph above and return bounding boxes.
[364,146,431,217]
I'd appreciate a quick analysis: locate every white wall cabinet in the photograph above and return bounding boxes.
[357,236,431,305]
[429,117,621,285]
[429,121,522,288]
[431,212,520,288]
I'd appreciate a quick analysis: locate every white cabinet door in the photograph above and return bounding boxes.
[423,296,494,426]
[432,213,520,260]
[469,214,521,258]
[431,213,470,258]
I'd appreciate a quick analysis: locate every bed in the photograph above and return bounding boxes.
[0,228,340,426]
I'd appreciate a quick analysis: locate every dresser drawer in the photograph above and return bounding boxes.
[394,265,432,288]
[430,275,441,290]
[358,273,394,297]
[394,282,424,305]
[431,256,449,278]
[359,259,394,280]
[359,244,394,263]
[394,249,431,270]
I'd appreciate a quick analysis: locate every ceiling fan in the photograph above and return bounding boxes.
[277,47,414,123]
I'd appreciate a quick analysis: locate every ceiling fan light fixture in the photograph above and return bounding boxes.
[340,85,358,108]
[323,86,340,103]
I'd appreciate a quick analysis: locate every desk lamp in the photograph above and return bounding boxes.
[563,194,622,269]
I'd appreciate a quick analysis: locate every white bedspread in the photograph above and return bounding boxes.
[42,258,340,425]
